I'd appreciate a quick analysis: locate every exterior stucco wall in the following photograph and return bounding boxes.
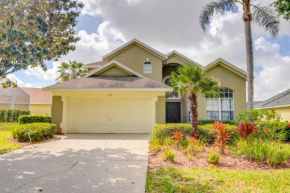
[30,104,51,115]
[51,96,63,131]
[264,107,290,122]
[98,66,132,76]
[166,55,187,65]
[156,96,166,124]
[0,104,29,111]
[196,64,247,120]
[105,45,163,83]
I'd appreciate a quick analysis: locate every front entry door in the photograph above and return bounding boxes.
[166,102,181,123]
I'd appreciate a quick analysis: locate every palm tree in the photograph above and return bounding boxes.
[170,64,220,138]
[56,60,88,82]
[199,0,279,109]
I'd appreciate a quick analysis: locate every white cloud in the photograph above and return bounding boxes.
[6,74,33,88]
[24,21,125,81]
[21,0,290,101]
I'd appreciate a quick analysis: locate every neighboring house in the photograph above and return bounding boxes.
[21,88,52,115]
[44,38,247,134]
[255,89,290,122]
[0,87,30,110]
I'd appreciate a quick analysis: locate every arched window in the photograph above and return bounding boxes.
[164,76,179,98]
[143,61,152,73]
[205,88,234,120]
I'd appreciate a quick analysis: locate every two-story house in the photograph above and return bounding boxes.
[44,39,247,134]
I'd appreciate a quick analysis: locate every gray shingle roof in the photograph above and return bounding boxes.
[256,89,290,109]
[44,77,171,90]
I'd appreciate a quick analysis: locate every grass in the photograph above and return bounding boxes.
[146,167,290,193]
[0,122,21,154]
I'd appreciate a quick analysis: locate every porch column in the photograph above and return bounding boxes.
[152,96,158,132]
[60,96,68,134]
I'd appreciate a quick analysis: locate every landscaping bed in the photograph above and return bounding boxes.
[146,116,290,192]
[0,115,56,154]
[149,145,290,170]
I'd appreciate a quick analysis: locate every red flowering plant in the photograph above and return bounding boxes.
[237,122,257,139]
[211,121,231,154]
[172,131,183,148]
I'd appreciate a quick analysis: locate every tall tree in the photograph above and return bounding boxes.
[199,0,280,109]
[274,0,290,20]
[0,0,84,80]
[170,64,220,138]
[56,60,87,82]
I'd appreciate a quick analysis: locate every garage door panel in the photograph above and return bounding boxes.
[68,98,152,133]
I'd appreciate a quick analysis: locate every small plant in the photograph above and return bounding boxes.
[208,152,220,165]
[235,138,290,166]
[173,131,183,140]
[211,121,230,154]
[237,122,257,139]
[162,150,175,162]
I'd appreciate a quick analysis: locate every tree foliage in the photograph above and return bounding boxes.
[199,0,280,36]
[170,64,220,138]
[274,0,290,20]
[0,0,84,79]
[56,60,87,82]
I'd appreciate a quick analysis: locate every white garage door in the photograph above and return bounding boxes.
[67,97,152,133]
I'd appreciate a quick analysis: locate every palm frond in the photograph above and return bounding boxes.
[251,4,280,37]
[200,0,238,31]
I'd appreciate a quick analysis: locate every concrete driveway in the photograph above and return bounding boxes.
[0,134,150,193]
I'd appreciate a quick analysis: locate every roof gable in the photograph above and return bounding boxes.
[102,38,167,60]
[85,60,143,78]
[205,58,247,79]
[22,88,52,104]
[166,50,203,68]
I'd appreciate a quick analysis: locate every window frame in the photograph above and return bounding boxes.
[143,61,152,74]
[205,88,235,120]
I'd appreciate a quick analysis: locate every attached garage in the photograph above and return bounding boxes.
[68,97,152,133]
[44,60,171,134]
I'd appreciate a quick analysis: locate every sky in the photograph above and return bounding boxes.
[8,0,290,101]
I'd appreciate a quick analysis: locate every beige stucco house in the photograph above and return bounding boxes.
[0,87,52,114]
[44,39,247,134]
[21,88,52,115]
[255,89,290,122]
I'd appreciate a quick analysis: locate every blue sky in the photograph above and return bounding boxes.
[10,0,290,101]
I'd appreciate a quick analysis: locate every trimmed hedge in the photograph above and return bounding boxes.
[13,123,57,142]
[152,123,238,144]
[18,115,51,124]
[198,119,238,125]
[0,110,30,122]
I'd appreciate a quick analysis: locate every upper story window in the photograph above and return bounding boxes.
[205,88,234,120]
[143,61,152,73]
[164,76,179,99]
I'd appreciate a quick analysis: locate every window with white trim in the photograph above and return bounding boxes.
[164,77,179,99]
[143,61,152,73]
[205,88,234,120]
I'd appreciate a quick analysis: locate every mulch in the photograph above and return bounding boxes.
[148,145,290,171]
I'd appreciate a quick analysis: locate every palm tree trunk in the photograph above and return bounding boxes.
[243,3,254,110]
[188,93,199,138]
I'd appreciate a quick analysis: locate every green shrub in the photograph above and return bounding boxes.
[152,124,238,144]
[0,109,30,122]
[237,109,281,123]
[199,119,237,125]
[18,115,51,124]
[162,150,175,162]
[14,123,57,142]
[256,122,290,142]
[208,152,220,164]
[235,138,290,166]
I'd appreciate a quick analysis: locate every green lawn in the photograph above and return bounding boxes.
[146,167,290,193]
[0,122,21,154]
